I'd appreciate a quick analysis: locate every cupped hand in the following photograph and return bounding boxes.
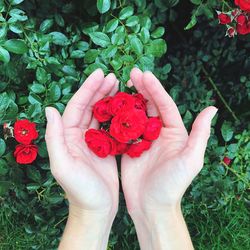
[45,69,119,214]
[121,68,218,213]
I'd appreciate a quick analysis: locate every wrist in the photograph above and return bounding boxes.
[59,204,117,250]
[129,204,193,250]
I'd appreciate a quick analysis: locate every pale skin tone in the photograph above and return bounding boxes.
[45,68,217,250]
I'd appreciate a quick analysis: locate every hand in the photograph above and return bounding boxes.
[45,69,119,249]
[121,68,217,249]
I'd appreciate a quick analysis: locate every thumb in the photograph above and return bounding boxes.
[45,107,68,171]
[184,106,218,160]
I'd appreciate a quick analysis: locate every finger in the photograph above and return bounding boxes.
[130,68,159,117]
[80,72,117,129]
[126,80,133,87]
[142,71,185,129]
[45,107,70,176]
[184,106,218,159]
[110,80,119,96]
[88,116,99,129]
[62,68,104,128]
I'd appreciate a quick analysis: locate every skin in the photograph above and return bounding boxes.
[45,68,217,250]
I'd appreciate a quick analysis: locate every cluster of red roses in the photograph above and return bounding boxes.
[10,120,39,164]
[85,92,162,158]
[217,0,250,37]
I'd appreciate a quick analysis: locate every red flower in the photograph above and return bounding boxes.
[126,139,152,157]
[223,156,231,165]
[110,109,148,143]
[110,92,135,115]
[218,13,231,24]
[85,129,115,158]
[133,93,147,111]
[93,96,113,122]
[110,140,129,155]
[236,16,250,34]
[227,27,237,37]
[143,117,162,140]
[235,0,250,12]
[14,119,38,145]
[14,144,38,164]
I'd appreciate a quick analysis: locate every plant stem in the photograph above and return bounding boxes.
[202,66,239,122]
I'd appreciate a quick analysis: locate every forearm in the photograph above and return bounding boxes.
[59,205,116,250]
[130,204,194,250]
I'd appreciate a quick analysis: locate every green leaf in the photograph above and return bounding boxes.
[48,84,61,102]
[28,93,42,105]
[146,39,167,57]
[10,0,24,5]
[40,19,54,32]
[97,0,111,14]
[119,6,134,20]
[0,139,6,157]
[184,15,197,30]
[84,49,99,63]
[70,50,85,58]
[125,16,139,27]
[30,83,46,94]
[190,0,202,4]
[89,32,110,48]
[221,121,234,142]
[49,32,69,46]
[3,39,28,54]
[129,36,143,55]
[9,23,23,34]
[77,41,89,51]
[151,27,165,38]
[140,27,150,43]
[0,46,10,63]
[36,67,49,84]
[105,19,119,33]
[9,8,27,21]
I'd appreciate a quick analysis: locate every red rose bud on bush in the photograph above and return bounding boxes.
[235,0,250,12]
[227,27,237,37]
[14,119,38,145]
[218,13,231,24]
[93,96,113,122]
[126,139,152,158]
[14,144,38,164]
[223,156,232,165]
[110,109,148,143]
[143,117,162,140]
[85,129,115,158]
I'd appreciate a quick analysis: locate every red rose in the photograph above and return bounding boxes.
[93,97,113,122]
[126,139,152,157]
[236,14,247,25]
[110,109,148,143]
[223,156,231,165]
[143,117,162,140]
[14,119,38,145]
[85,129,115,158]
[110,92,135,115]
[110,140,129,155]
[14,144,38,164]
[227,27,237,37]
[218,13,231,25]
[235,0,250,12]
[236,18,250,34]
[133,93,147,111]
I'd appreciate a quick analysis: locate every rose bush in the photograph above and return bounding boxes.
[0,0,249,249]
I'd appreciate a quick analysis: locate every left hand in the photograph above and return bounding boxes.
[45,69,119,215]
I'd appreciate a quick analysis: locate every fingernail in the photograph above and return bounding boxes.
[45,107,54,122]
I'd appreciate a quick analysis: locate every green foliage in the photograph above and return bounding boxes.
[0,0,249,249]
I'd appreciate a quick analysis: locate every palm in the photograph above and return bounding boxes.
[122,69,217,213]
[45,69,119,212]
